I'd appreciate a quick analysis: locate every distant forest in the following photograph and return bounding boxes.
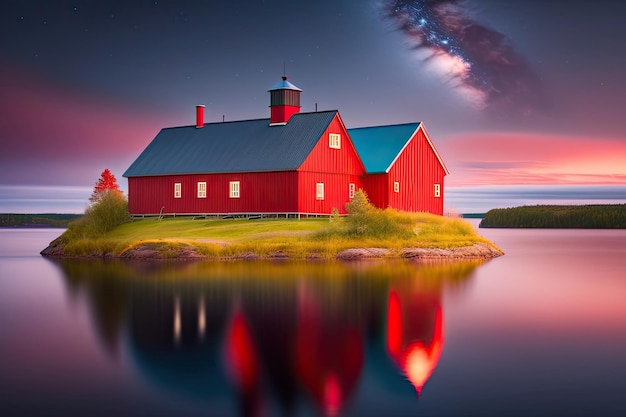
[480,205,626,228]
[0,214,81,228]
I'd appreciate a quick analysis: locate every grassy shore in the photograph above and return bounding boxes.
[52,213,498,260]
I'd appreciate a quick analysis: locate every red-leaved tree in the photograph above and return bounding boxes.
[90,168,122,203]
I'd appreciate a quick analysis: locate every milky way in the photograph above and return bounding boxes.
[383,0,543,113]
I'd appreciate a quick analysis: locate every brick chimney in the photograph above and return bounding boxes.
[196,105,205,128]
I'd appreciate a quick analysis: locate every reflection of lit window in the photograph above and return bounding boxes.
[173,296,181,344]
[349,183,356,199]
[394,181,400,193]
[174,183,181,198]
[230,181,240,198]
[434,183,441,198]
[198,297,206,338]
[197,182,206,198]
[316,183,325,200]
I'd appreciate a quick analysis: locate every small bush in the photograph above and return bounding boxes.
[317,189,414,240]
[345,189,371,216]
[63,190,130,242]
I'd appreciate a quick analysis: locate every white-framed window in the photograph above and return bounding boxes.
[349,183,356,199]
[316,183,325,200]
[197,182,206,198]
[434,183,441,198]
[393,181,400,193]
[174,183,182,198]
[229,181,240,198]
[329,133,341,149]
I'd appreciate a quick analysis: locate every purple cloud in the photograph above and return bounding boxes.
[383,0,545,114]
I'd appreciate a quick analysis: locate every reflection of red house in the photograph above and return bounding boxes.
[223,307,262,417]
[124,77,449,216]
[386,288,444,396]
[224,308,259,392]
[295,284,364,416]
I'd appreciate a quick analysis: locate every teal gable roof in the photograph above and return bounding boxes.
[124,111,338,177]
[348,123,421,173]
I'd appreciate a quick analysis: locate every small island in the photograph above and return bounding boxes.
[1,213,81,228]
[480,204,626,228]
[41,190,503,262]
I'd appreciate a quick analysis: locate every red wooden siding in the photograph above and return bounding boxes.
[386,125,446,215]
[297,172,363,214]
[128,171,299,215]
[127,114,447,216]
[361,174,388,209]
[270,105,300,125]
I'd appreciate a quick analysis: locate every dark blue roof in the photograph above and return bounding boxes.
[348,123,421,173]
[124,111,338,177]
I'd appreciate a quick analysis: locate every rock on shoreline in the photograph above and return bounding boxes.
[41,240,503,262]
[336,243,503,261]
[39,237,67,257]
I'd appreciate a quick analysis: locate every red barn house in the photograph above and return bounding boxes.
[123,77,448,216]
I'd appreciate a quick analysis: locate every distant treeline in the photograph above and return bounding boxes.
[479,204,626,228]
[462,213,486,219]
[0,213,81,228]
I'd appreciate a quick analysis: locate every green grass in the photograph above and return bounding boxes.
[59,214,495,259]
[56,189,496,259]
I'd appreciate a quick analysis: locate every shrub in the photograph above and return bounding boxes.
[327,189,415,240]
[63,190,130,241]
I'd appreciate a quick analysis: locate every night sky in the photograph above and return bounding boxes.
[1,0,625,213]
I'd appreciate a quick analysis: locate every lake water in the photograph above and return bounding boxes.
[1,224,625,417]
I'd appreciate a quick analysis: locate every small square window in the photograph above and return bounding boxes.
[174,183,181,198]
[197,182,206,198]
[349,183,356,199]
[393,181,400,193]
[329,133,341,149]
[434,183,441,198]
[316,183,325,200]
[230,181,240,198]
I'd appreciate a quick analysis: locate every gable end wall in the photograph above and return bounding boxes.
[386,127,446,214]
[297,114,366,214]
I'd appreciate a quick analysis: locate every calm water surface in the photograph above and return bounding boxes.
[0,224,625,417]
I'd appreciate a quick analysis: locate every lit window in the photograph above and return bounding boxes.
[434,183,441,198]
[230,181,240,198]
[197,182,206,198]
[329,133,341,149]
[394,181,400,193]
[316,183,325,200]
[349,183,356,199]
[174,183,181,198]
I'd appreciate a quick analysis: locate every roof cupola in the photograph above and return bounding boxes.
[269,76,302,125]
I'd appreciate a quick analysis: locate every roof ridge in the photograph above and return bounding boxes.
[292,109,338,117]
[349,121,421,130]
[160,111,339,130]
[162,117,271,130]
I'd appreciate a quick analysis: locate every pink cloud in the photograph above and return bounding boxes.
[439,132,626,187]
[0,65,181,185]
[1,67,164,158]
